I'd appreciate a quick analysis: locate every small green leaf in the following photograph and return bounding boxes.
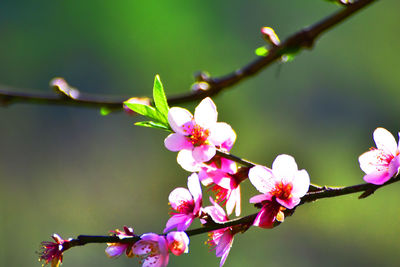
[152,75,169,120]
[135,121,171,131]
[100,107,112,116]
[255,46,269,57]
[124,102,167,125]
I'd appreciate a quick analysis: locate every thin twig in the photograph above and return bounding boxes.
[1,0,376,110]
[60,175,399,251]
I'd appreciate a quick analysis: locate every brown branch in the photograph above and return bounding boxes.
[1,0,377,110]
[58,174,399,253]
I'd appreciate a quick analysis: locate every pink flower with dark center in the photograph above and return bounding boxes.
[203,199,235,267]
[105,226,136,258]
[164,97,236,166]
[133,233,169,267]
[166,231,190,256]
[164,173,202,233]
[249,154,310,228]
[199,157,243,216]
[359,127,400,185]
[38,234,70,267]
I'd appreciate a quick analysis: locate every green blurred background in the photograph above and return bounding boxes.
[1,0,399,266]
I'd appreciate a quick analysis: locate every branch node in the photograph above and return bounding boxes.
[358,188,377,199]
[50,77,81,100]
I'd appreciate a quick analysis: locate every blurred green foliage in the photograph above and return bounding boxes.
[1,0,400,266]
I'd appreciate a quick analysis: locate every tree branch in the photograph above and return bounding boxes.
[58,174,399,253]
[1,0,377,110]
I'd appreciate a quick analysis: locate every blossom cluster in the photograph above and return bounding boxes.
[161,97,311,266]
[38,94,400,267]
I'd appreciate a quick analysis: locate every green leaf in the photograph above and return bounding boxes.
[100,107,112,116]
[152,75,169,120]
[135,121,171,131]
[124,102,167,124]
[255,46,269,57]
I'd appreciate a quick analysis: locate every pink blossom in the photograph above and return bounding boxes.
[105,226,136,258]
[38,233,70,267]
[248,154,310,228]
[359,127,400,185]
[199,157,242,216]
[164,97,236,166]
[164,173,202,233]
[166,231,190,256]
[133,233,169,267]
[203,199,235,267]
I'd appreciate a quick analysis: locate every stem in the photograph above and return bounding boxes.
[1,0,376,110]
[60,175,399,251]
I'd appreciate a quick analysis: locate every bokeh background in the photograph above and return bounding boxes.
[1,0,400,266]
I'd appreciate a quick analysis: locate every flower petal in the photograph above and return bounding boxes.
[164,133,192,152]
[249,193,271,204]
[105,244,128,258]
[363,171,391,185]
[164,214,194,233]
[168,107,193,135]
[374,127,398,155]
[209,122,236,147]
[192,144,216,162]
[359,149,389,174]
[187,173,202,215]
[177,149,202,172]
[253,204,275,229]
[291,169,310,198]
[272,154,298,184]
[234,186,241,217]
[166,231,190,256]
[276,196,300,209]
[248,165,275,194]
[215,230,233,259]
[168,188,193,210]
[203,198,228,223]
[194,97,218,129]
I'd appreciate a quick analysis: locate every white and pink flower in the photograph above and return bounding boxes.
[166,231,190,256]
[39,233,70,267]
[199,157,242,216]
[164,173,202,233]
[359,127,400,185]
[203,199,234,267]
[133,233,169,267]
[248,154,310,228]
[164,97,236,166]
[105,226,136,258]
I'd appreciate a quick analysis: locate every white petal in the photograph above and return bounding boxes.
[164,133,192,152]
[374,127,397,155]
[192,145,216,162]
[168,188,192,210]
[194,97,217,129]
[177,150,202,172]
[358,149,389,174]
[187,173,202,214]
[168,107,193,135]
[209,122,236,146]
[291,169,310,198]
[248,165,275,194]
[272,154,298,183]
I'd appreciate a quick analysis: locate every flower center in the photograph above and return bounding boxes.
[188,124,210,146]
[169,240,183,251]
[271,181,293,200]
[209,185,229,205]
[175,200,195,214]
